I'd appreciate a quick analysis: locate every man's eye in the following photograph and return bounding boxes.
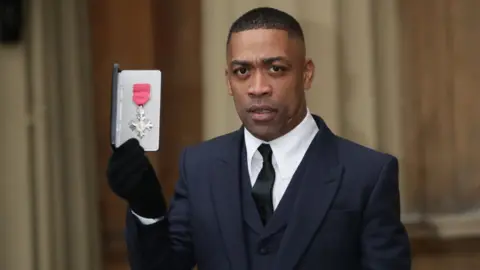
[270,66,285,72]
[234,68,248,75]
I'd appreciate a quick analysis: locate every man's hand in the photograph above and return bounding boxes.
[107,138,166,218]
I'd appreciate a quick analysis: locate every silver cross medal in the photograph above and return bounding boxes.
[129,105,153,138]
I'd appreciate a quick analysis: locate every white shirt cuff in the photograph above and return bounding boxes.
[131,210,163,225]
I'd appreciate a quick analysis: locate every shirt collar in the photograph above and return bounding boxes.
[244,108,319,178]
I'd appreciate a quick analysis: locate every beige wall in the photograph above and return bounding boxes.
[0,43,35,270]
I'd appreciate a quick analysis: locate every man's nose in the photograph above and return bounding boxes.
[248,72,272,96]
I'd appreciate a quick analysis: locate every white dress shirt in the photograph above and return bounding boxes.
[134,109,319,224]
[243,109,319,209]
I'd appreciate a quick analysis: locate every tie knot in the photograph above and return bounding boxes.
[258,143,273,163]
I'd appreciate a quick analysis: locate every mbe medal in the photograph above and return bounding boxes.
[111,64,161,151]
[129,83,153,138]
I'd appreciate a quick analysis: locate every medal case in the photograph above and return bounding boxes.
[111,63,162,151]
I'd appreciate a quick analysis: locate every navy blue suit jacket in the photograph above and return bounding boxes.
[125,115,411,270]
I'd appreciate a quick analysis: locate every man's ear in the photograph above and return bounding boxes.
[225,67,233,96]
[303,58,315,91]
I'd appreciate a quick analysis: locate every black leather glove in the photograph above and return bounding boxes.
[107,138,166,218]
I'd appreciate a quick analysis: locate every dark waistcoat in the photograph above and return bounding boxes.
[240,146,308,270]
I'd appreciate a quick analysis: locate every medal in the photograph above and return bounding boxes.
[129,83,153,138]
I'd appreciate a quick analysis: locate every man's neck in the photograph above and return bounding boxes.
[267,106,308,142]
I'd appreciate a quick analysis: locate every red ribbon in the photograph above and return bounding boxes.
[132,83,151,106]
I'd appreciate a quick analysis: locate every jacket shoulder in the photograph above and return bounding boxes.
[182,130,240,160]
[335,135,397,168]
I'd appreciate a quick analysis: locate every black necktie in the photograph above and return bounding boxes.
[251,143,275,225]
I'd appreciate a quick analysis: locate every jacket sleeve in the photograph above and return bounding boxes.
[125,148,196,270]
[360,156,412,270]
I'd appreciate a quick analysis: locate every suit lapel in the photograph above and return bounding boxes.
[274,116,345,270]
[210,129,249,270]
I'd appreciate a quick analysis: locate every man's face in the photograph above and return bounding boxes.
[226,29,314,141]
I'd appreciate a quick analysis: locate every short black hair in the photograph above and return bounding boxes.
[226,7,305,45]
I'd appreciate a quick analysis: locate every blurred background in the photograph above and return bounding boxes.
[1,0,479,269]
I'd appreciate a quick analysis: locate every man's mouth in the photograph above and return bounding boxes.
[248,106,277,122]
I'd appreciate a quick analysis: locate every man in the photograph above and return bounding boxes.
[107,7,411,270]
